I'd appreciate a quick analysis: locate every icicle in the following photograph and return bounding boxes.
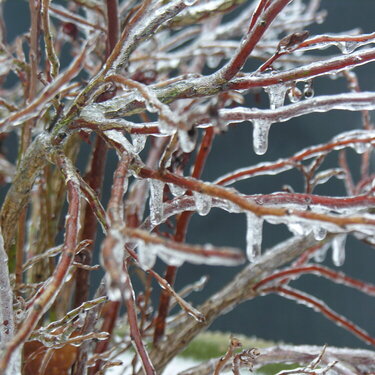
[149,179,165,225]
[312,226,327,241]
[193,192,212,216]
[168,183,187,197]
[252,119,272,155]
[332,234,347,266]
[178,129,196,153]
[137,242,157,270]
[264,83,288,109]
[313,242,331,263]
[245,212,263,262]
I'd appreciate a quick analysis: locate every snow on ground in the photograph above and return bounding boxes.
[106,353,256,374]
[106,353,199,374]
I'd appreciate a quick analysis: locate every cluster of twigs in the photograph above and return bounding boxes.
[0,0,374,374]
[182,342,357,375]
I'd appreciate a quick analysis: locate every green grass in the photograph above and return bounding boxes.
[180,331,299,374]
[180,331,277,360]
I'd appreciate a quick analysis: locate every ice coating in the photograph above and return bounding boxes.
[137,242,157,270]
[245,212,263,262]
[337,40,359,54]
[183,0,197,6]
[221,92,375,128]
[287,221,312,237]
[178,129,196,153]
[149,179,165,225]
[131,134,147,154]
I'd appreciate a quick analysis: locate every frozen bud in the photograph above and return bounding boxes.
[62,22,78,40]
[287,85,303,103]
[277,30,309,53]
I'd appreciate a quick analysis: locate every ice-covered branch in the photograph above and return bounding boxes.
[215,129,375,185]
[261,285,375,346]
[124,227,245,268]
[178,345,375,375]
[0,179,81,375]
[221,92,375,124]
[142,234,322,373]
[253,264,375,296]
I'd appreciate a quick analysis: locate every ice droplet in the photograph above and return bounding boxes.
[312,226,327,241]
[168,183,186,197]
[178,129,196,153]
[137,242,157,270]
[337,40,359,54]
[353,141,370,154]
[193,192,212,216]
[303,81,314,99]
[252,119,272,155]
[245,212,263,261]
[332,234,347,266]
[264,84,288,109]
[149,179,164,225]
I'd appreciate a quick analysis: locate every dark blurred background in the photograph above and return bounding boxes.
[1,0,375,349]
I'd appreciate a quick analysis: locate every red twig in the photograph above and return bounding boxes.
[153,127,215,344]
[218,0,291,81]
[215,132,375,186]
[137,166,375,230]
[261,285,375,347]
